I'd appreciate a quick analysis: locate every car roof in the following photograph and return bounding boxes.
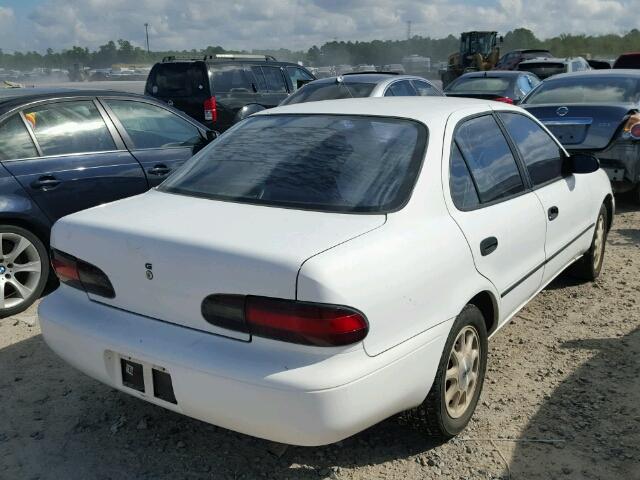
[258,96,519,127]
[455,71,526,78]
[519,57,573,65]
[539,69,640,80]
[309,73,398,84]
[510,49,552,53]
[0,87,148,116]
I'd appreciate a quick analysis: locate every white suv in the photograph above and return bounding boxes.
[39,97,613,446]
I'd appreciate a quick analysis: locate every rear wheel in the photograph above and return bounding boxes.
[571,204,607,281]
[420,304,488,438]
[0,225,49,318]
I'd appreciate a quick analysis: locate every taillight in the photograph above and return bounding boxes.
[623,113,640,140]
[202,295,368,347]
[204,96,217,123]
[494,96,514,104]
[51,249,115,298]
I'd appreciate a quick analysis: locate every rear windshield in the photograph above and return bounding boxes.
[280,82,376,105]
[160,114,427,213]
[447,77,511,92]
[521,51,553,60]
[209,64,255,93]
[518,63,566,78]
[524,76,640,104]
[149,63,208,97]
[613,55,640,69]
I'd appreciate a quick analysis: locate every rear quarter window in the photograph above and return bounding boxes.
[210,65,255,93]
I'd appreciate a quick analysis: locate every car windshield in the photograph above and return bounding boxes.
[524,76,640,104]
[160,114,427,213]
[447,77,511,92]
[280,82,376,105]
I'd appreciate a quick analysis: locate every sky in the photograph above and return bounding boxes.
[0,0,637,53]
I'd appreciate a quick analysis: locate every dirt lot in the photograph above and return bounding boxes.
[1,201,638,480]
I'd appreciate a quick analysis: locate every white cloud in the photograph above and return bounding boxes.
[1,0,639,52]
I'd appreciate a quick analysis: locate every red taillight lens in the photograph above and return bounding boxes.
[201,295,368,347]
[494,96,514,104]
[204,96,217,123]
[623,112,640,140]
[51,249,115,298]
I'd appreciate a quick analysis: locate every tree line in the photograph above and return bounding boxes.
[2,28,639,71]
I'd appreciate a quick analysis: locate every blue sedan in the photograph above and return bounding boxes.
[0,88,215,316]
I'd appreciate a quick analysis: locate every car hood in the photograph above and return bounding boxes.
[51,190,386,339]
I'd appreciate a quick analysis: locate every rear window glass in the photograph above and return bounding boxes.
[518,63,566,78]
[160,114,427,213]
[521,51,553,60]
[524,76,640,104]
[150,63,207,97]
[280,82,376,105]
[613,55,640,69]
[210,65,254,93]
[447,77,511,92]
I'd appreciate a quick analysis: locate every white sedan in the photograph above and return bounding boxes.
[39,97,613,446]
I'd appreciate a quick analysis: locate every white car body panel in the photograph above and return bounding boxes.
[51,190,384,338]
[39,97,613,445]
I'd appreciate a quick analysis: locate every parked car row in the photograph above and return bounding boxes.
[0,51,623,449]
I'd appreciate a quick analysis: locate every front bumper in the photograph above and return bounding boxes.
[38,287,449,446]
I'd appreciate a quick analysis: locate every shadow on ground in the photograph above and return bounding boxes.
[510,328,640,480]
[0,333,448,479]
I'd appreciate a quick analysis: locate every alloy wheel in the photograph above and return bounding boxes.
[0,232,42,310]
[592,214,606,270]
[445,325,481,419]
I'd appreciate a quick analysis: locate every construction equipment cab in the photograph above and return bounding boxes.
[440,32,502,89]
[145,54,315,132]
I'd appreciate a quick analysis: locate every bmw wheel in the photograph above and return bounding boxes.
[420,304,488,438]
[0,225,49,318]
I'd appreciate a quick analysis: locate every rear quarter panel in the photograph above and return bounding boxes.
[296,125,498,356]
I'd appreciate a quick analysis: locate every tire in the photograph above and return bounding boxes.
[419,304,488,439]
[0,225,49,319]
[571,204,608,281]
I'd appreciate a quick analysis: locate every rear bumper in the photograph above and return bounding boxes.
[38,287,450,446]
[591,141,640,192]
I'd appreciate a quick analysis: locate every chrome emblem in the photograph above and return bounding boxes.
[167,100,174,107]
[556,106,569,117]
[145,263,153,280]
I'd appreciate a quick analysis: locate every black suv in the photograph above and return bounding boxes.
[145,54,315,131]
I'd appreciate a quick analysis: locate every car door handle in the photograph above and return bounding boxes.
[30,175,61,190]
[548,206,559,221]
[480,236,499,256]
[147,164,171,176]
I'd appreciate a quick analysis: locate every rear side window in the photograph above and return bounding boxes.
[385,80,416,96]
[450,143,480,209]
[286,67,314,91]
[455,115,524,204]
[149,63,208,97]
[210,65,254,93]
[499,113,564,186]
[0,115,38,160]
[23,101,115,156]
[260,67,287,93]
[105,100,202,149]
[412,80,440,96]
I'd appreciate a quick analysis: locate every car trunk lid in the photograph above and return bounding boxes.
[51,190,385,339]
[524,104,633,150]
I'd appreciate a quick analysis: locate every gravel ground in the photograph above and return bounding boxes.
[1,200,638,480]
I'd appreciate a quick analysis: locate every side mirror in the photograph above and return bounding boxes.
[205,130,218,142]
[563,153,600,175]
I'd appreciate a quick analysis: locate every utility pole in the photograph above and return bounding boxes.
[144,23,150,54]
[406,20,412,55]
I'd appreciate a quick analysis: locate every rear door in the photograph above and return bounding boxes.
[497,111,595,284]
[145,62,209,124]
[1,99,148,222]
[444,113,547,321]
[209,63,261,130]
[101,98,206,187]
